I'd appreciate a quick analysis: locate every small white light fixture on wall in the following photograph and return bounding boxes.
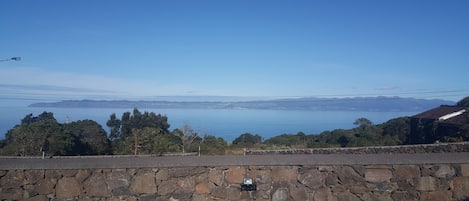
[241,177,257,191]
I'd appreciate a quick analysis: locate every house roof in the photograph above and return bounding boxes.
[412,105,467,122]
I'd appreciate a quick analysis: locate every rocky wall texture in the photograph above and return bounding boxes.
[1,163,469,201]
[246,142,469,155]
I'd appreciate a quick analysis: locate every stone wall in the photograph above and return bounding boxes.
[1,163,469,201]
[246,142,469,155]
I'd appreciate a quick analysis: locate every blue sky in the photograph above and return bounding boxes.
[1,0,468,102]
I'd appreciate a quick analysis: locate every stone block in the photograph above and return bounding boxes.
[325,173,338,186]
[460,164,469,176]
[350,184,368,194]
[155,168,169,184]
[139,194,157,201]
[158,180,179,196]
[60,170,78,177]
[226,167,245,184]
[210,187,226,199]
[107,196,138,201]
[127,168,137,176]
[210,187,241,200]
[318,166,334,172]
[25,194,47,201]
[434,165,455,178]
[361,192,393,201]
[0,188,23,200]
[24,170,44,185]
[421,165,434,177]
[289,184,308,201]
[313,188,334,201]
[272,188,288,201]
[23,185,38,198]
[365,168,392,183]
[191,167,209,175]
[177,176,195,191]
[130,171,157,194]
[224,186,241,200]
[394,165,420,180]
[75,169,91,184]
[336,166,365,186]
[419,191,452,201]
[208,168,223,186]
[169,167,192,178]
[83,172,110,197]
[172,190,193,200]
[192,194,211,201]
[299,168,324,189]
[396,179,415,191]
[391,191,419,201]
[106,171,131,190]
[111,186,132,196]
[34,178,56,195]
[249,168,272,185]
[45,170,61,179]
[416,176,437,192]
[271,167,297,183]
[75,170,91,183]
[336,191,361,201]
[0,170,25,188]
[452,176,469,200]
[195,183,209,194]
[375,182,394,192]
[55,177,81,199]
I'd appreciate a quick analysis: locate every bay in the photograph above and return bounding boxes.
[0,100,415,141]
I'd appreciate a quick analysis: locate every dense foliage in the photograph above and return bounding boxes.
[1,96,468,156]
[106,108,176,155]
[457,97,469,108]
[232,133,262,148]
[0,112,110,156]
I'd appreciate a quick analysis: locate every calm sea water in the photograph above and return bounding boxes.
[0,100,415,141]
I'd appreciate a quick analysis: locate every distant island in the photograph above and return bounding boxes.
[29,96,454,112]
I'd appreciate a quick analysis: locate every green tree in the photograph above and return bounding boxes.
[1,113,73,156]
[456,96,469,107]
[232,133,262,147]
[106,113,121,141]
[173,123,198,153]
[350,118,385,147]
[129,127,162,155]
[65,120,111,155]
[198,135,228,155]
[380,117,409,144]
[354,117,373,128]
[264,132,307,147]
[108,108,173,155]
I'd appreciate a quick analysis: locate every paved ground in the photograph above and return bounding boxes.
[1,153,468,170]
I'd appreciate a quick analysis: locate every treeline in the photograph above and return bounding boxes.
[0,108,228,156]
[259,97,469,148]
[1,97,468,156]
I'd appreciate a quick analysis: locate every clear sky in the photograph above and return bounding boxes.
[1,0,468,102]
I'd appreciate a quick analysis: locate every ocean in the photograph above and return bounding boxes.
[0,100,416,142]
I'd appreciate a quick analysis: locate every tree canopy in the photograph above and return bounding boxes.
[0,112,110,156]
[457,96,469,108]
[107,108,174,155]
[232,133,262,147]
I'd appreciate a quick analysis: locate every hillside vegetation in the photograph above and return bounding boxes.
[1,97,468,156]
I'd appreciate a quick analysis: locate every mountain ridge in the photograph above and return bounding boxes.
[28,96,455,112]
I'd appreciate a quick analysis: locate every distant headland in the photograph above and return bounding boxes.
[28,96,454,112]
